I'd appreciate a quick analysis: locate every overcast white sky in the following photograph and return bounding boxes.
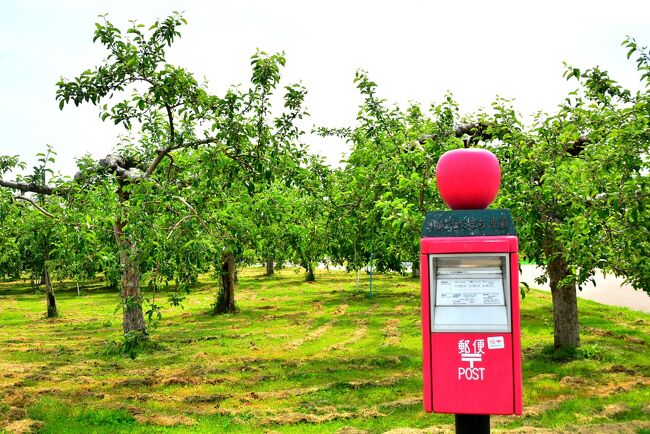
[1,0,650,176]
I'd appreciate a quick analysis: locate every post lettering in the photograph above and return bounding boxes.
[457,367,485,381]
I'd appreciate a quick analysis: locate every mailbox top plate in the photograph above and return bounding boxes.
[422,209,516,238]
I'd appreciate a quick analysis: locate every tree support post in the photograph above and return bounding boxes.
[368,253,373,298]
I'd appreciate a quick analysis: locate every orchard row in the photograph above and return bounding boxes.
[1,13,648,350]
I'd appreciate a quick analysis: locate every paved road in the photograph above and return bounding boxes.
[519,265,650,314]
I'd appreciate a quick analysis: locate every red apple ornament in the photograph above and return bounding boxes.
[435,148,501,210]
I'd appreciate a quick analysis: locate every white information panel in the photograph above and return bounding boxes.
[436,278,505,306]
[429,254,512,332]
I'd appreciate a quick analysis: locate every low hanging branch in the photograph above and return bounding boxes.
[2,136,224,197]
[0,136,231,247]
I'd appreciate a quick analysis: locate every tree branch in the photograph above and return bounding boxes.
[99,154,144,179]
[418,123,590,154]
[166,215,192,239]
[144,137,221,178]
[13,196,55,218]
[172,195,211,233]
[0,179,56,195]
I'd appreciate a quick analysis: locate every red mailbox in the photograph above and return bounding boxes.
[421,149,522,421]
[420,228,522,414]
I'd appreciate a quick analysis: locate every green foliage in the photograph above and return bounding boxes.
[50,13,312,330]
[324,73,456,273]
[0,192,24,280]
[2,11,648,357]
[101,330,160,360]
[487,41,650,294]
[0,155,26,175]
[537,343,607,362]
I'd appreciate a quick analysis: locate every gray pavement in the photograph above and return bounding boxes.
[519,264,650,314]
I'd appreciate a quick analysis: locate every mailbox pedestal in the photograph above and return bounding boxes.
[420,210,522,417]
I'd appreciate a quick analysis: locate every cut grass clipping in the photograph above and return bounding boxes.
[0,267,648,433]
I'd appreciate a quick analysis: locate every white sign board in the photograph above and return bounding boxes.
[436,278,504,306]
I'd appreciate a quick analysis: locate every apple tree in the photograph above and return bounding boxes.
[481,39,650,348]
[325,71,457,275]
[1,13,309,341]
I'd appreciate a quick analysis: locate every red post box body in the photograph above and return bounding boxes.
[420,220,522,415]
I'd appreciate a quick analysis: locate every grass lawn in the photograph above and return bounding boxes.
[0,267,648,433]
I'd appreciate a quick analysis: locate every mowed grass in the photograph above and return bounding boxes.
[0,267,649,433]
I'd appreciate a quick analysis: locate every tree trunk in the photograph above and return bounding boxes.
[215,251,236,313]
[547,254,579,348]
[114,181,146,336]
[305,263,315,282]
[118,246,146,335]
[411,258,420,278]
[42,267,57,318]
[42,239,57,318]
[265,259,274,276]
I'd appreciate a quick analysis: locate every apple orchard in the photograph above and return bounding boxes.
[0,14,648,355]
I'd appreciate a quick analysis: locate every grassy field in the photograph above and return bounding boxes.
[0,267,649,433]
